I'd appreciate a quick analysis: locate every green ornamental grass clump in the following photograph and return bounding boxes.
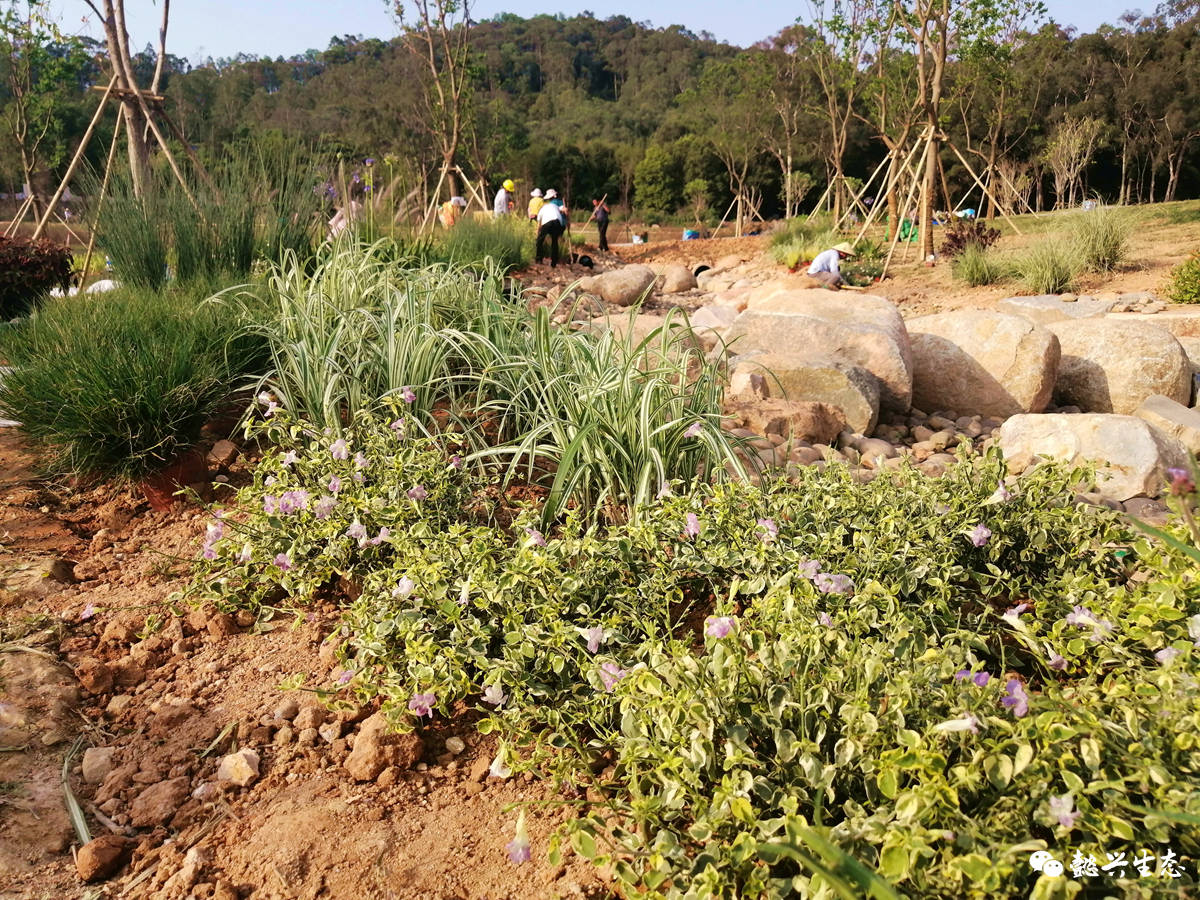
[188,411,1200,899]
[1072,205,1132,273]
[1015,241,1079,294]
[953,243,1006,287]
[440,215,533,272]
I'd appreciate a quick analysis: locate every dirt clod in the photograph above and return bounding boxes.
[75,834,133,883]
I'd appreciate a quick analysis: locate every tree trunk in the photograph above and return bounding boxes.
[919,136,938,259]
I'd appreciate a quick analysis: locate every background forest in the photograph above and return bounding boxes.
[2,3,1199,225]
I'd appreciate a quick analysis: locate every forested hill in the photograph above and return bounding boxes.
[4,9,1199,219]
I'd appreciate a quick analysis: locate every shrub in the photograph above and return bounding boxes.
[769,217,842,269]
[1164,251,1200,304]
[1072,205,1131,273]
[938,217,1001,257]
[0,284,264,478]
[953,243,1006,287]
[1015,241,1079,294]
[189,438,1200,898]
[0,235,73,319]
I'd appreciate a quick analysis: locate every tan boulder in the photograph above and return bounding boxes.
[659,265,698,293]
[1046,319,1190,414]
[577,265,656,306]
[725,287,913,412]
[724,399,847,445]
[998,294,1114,325]
[730,352,879,435]
[908,311,1060,418]
[1134,394,1200,454]
[999,413,1189,501]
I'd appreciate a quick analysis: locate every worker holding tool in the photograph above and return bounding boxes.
[536,189,568,267]
[589,196,610,251]
[494,178,516,217]
[806,241,859,290]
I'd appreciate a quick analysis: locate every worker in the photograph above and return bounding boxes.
[806,241,856,290]
[494,178,516,217]
[590,198,610,251]
[536,191,568,267]
[527,188,544,224]
[438,196,467,229]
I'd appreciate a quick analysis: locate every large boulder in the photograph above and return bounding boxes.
[730,352,880,435]
[1134,394,1200,455]
[998,294,1114,325]
[1046,319,1190,414]
[659,265,698,293]
[577,265,656,307]
[999,413,1190,501]
[725,286,913,412]
[724,398,847,445]
[908,311,1060,418]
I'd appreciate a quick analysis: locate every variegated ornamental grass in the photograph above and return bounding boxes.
[188,409,1200,898]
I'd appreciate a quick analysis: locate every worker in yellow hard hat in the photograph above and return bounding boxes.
[493,178,516,217]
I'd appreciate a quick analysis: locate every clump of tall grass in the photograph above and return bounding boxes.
[441,216,533,272]
[236,241,746,522]
[0,284,265,478]
[1015,242,1079,294]
[92,171,169,290]
[1072,204,1131,273]
[952,244,1006,287]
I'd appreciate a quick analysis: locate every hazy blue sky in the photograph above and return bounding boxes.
[51,1,1146,64]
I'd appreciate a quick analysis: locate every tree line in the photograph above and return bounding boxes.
[3,0,1199,242]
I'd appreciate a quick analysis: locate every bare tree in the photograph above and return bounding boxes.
[1044,114,1103,208]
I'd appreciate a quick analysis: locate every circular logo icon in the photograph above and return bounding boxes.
[1030,851,1054,871]
[1042,859,1065,877]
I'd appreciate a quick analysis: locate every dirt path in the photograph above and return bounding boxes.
[0,429,606,900]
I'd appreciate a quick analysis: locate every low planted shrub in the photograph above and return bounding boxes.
[441,215,533,272]
[189,420,1200,898]
[1015,241,1079,294]
[953,243,1006,287]
[1165,251,1200,304]
[0,235,73,319]
[1072,205,1131,274]
[769,215,841,269]
[938,217,1001,257]
[0,284,265,478]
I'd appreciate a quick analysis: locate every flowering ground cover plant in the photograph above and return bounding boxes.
[188,409,1200,898]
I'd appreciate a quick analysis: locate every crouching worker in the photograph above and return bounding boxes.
[536,191,567,267]
[806,241,856,290]
[439,196,467,229]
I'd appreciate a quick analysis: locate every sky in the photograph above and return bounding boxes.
[50,0,1146,65]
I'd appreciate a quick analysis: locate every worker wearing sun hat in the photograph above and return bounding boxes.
[806,241,857,290]
[527,188,545,223]
[494,178,516,217]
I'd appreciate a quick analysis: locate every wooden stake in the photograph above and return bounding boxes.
[948,142,1023,235]
[128,86,196,208]
[882,137,931,280]
[80,113,125,288]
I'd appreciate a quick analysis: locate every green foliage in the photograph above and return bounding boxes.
[0,283,264,478]
[1015,241,1079,294]
[440,216,532,272]
[769,216,841,269]
[0,235,72,319]
[634,144,683,219]
[1165,251,1200,304]
[939,218,1001,257]
[1072,205,1132,273]
[190,438,1200,897]
[92,171,169,290]
[953,243,1006,287]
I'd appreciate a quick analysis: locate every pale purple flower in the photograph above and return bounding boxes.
[818,612,833,627]
[1002,603,1028,625]
[585,626,604,654]
[1065,605,1096,628]
[757,518,778,542]
[353,471,364,484]
[336,670,354,685]
[80,603,96,621]
[973,671,991,687]
[264,475,277,487]
[390,418,406,433]
[258,391,279,417]
[933,714,980,734]
[1000,679,1029,717]
[202,545,217,560]
[449,455,462,469]
[684,513,700,538]
[368,526,390,546]
[987,483,1012,503]
[400,386,416,405]
[238,543,252,564]
[656,481,672,500]
[278,489,310,515]
[273,552,292,571]
[392,576,415,600]
[407,484,428,501]
[206,520,225,541]
[506,812,531,864]
[328,475,342,494]
[313,496,336,519]
[408,692,436,718]
[483,683,507,707]
[954,669,972,681]
[815,572,854,595]
[347,521,368,544]
[330,439,349,460]
[1048,653,1068,671]
[798,560,821,579]
[599,662,627,692]
[281,450,299,466]
[1048,794,1080,829]
[354,452,368,470]
[683,421,703,438]
[1167,466,1195,495]
[263,495,279,515]
[969,524,992,547]
[705,616,735,638]
[1156,647,1181,664]
[525,528,546,547]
